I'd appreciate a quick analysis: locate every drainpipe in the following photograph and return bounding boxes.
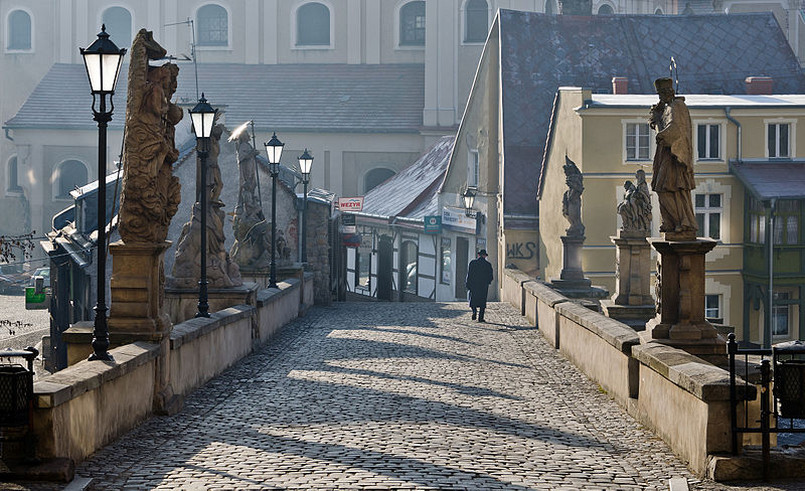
[765,198,776,348]
[724,107,741,161]
[4,128,13,141]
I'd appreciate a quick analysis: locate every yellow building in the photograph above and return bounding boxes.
[539,85,805,345]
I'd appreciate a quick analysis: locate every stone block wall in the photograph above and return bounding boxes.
[306,201,332,306]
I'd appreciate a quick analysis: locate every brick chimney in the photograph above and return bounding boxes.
[612,77,628,94]
[745,76,773,95]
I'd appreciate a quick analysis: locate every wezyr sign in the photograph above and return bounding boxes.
[338,197,364,212]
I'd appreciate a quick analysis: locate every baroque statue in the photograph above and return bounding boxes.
[118,29,182,244]
[562,156,584,237]
[617,169,652,234]
[168,123,243,288]
[229,125,272,270]
[649,77,697,237]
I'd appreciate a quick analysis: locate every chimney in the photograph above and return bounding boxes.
[745,76,773,95]
[612,77,628,94]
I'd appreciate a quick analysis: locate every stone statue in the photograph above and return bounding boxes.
[229,125,271,270]
[562,156,584,237]
[649,77,697,237]
[168,123,243,288]
[118,29,182,244]
[617,169,652,234]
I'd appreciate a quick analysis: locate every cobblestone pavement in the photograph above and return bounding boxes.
[7,302,805,490]
[0,293,48,346]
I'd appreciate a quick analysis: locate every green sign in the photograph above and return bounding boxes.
[424,215,441,234]
[25,287,47,310]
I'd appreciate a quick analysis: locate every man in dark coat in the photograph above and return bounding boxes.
[465,249,493,322]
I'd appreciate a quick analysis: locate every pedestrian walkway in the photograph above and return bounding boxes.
[62,301,710,490]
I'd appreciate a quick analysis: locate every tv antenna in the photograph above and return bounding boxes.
[164,18,199,99]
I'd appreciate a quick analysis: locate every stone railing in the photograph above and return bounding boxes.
[31,274,312,469]
[500,268,757,478]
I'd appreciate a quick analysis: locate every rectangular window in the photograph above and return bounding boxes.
[775,200,800,245]
[695,193,722,240]
[468,149,479,188]
[705,294,722,324]
[440,237,451,285]
[626,123,650,161]
[697,124,720,160]
[768,123,791,158]
[749,196,766,244]
[772,292,790,337]
[356,247,370,289]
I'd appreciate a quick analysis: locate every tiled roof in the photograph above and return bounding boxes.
[730,161,805,200]
[496,10,805,216]
[361,135,454,219]
[5,63,425,133]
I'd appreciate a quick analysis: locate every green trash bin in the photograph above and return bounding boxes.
[773,340,805,419]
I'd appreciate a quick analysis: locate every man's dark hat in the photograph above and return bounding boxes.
[654,77,673,90]
[478,249,488,256]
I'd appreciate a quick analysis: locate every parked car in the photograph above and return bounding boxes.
[29,266,50,289]
[0,273,25,294]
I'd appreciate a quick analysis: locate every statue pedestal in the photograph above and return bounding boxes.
[108,240,182,414]
[551,235,608,300]
[108,241,172,341]
[601,232,655,330]
[644,236,726,362]
[164,282,259,325]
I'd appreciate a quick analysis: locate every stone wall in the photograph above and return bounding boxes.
[500,267,758,478]
[31,279,305,466]
[305,200,332,306]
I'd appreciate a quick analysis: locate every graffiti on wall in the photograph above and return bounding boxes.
[506,241,538,261]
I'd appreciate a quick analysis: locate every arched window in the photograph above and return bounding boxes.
[364,168,395,193]
[6,156,21,192]
[55,160,88,199]
[655,8,664,14]
[8,10,31,50]
[464,0,488,43]
[545,0,555,14]
[197,4,228,46]
[597,4,614,14]
[297,2,330,46]
[400,1,425,46]
[102,7,132,48]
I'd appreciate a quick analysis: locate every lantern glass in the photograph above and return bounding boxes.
[264,133,284,165]
[298,149,314,176]
[463,187,476,211]
[80,27,126,94]
[189,94,216,139]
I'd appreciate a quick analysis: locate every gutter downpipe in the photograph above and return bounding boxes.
[724,107,741,161]
[766,198,776,349]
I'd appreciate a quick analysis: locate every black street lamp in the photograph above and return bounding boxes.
[189,94,217,318]
[463,187,477,217]
[264,132,284,289]
[80,25,126,362]
[298,149,313,263]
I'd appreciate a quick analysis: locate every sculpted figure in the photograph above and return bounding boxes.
[617,169,652,233]
[118,29,182,243]
[169,123,243,288]
[649,77,697,236]
[229,125,272,270]
[562,157,584,237]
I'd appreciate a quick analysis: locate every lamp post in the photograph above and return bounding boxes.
[463,187,476,217]
[189,94,217,318]
[298,149,313,263]
[80,25,126,361]
[264,132,284,289]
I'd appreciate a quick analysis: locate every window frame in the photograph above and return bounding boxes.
[6,8,33,53]
[705,294,723,324]
[597,3,615,14]
[467,149,479,188]
[293,1,334,49]
[693,119,725,162]
[772,291,792,338]
[363,167,396,194]
[6,155,22,195]
[694,192,723,240]
[622,119,653,163]
[195,3,231,49]
[99,5,134,49]
[400,239,418,295]
[765,118,796,159]
[397,1,426,49]
[462,0,489,44]
[440,237,451,285]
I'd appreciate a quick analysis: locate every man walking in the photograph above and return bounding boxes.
[465,249,493,322]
